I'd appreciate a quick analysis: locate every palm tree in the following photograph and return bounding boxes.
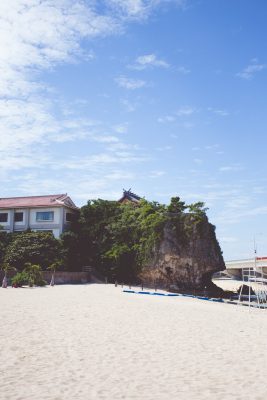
[1,263,16,288]
[24,263,44,287]
[47,261,62,286]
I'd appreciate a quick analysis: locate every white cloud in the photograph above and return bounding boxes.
[0,0,187,199]
[219,165,244,172]
[0,0,157,184]
[180,121,195,129]
[0,0,125,176]
[236,59,266,80]
[106,142,140,152]
[207,107,229,117]
[0,0,118,99]
[115,76,147,89]
[105,0,187,20]
[205,144,219,150]
[113,123,129,134]
[252,186,266,194]
[158,106,196,123]
[176,106,196,116]
[0,0,185,99]
[120,98,137,112]
[156,145,173,151]
[1,0,181,125]
[91,135,120,144]
[193,158,203,165]
[157,115,176,123]
[51,152,147,170]
[104,171,136,180]
[149,170,166,178]
[177,66,190,74]
[0,98,56,153]
[130,53,169,70]
[215,205,267,226]
[107,0,150,19]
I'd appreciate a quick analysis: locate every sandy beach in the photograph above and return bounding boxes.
[0,284,267,400]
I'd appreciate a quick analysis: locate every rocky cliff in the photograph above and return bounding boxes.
[141,213,225,293]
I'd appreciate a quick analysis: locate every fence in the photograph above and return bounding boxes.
[238,266,267,308]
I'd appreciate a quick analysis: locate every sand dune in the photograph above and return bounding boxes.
[0,284,266,400]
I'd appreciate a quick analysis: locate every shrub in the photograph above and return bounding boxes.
[11,271,29,287]
[24,263,46,287]
[11,264,46,287]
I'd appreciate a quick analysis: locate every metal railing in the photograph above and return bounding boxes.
[238,266,267,309]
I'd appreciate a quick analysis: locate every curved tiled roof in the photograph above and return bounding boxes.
[118,189,141,204]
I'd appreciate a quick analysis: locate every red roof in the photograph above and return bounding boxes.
[0,194,78,210]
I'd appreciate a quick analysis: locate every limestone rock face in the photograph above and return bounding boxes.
[143,214,225,291]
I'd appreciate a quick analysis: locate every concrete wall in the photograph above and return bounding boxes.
[0,271,90,285]
[42,271,90,284]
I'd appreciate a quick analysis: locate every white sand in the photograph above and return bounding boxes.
[0,284,267,400]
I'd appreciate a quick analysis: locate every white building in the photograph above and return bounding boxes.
[225,257,267,277]
[0,194,78,238]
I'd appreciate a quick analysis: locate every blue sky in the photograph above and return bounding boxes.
[1,0,267,260]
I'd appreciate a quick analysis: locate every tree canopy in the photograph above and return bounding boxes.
[3,231,61,271]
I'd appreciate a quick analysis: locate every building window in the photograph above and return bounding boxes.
[15,212,24,222]
[0,213,8,223]
[36,211,54,222]
[66,212,73,222]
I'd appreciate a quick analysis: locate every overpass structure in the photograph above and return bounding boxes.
[225,257,267,278]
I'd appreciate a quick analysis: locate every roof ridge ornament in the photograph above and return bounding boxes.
[119,189,141,204]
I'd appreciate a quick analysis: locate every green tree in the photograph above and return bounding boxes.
[61,231,82,272]
[188,202,208,221]
[23,263,46,287]
[78,199,122,270]
[76,199,167,282]
[167,197,187,213]
[104,244,136,282]
[0,228,12,267]
[47,261,62,286]
[4,231,62,271]
[11,271,29,287]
